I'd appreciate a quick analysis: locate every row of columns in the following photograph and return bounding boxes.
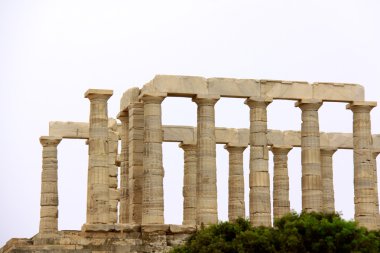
[38,89,380,234]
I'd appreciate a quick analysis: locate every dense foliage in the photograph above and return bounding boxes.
[171,212,380,253]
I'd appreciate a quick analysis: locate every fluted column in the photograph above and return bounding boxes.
[141,94,165,224]
[128,102,144,224]
[245,97,272,227]
[295,99,323,212]
[320,147,337,213]
[118,111,129,223]
[347,101,377,230]
[180,143,197,225]
[108,122,119,224]
[225,144,247,221]
[270,145,292,220]
[192,95,220,225]
[39,136,62,234]
[85,89,113,224]
[372,150,380,229]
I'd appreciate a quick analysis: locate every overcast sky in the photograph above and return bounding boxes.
[1,0,380,247]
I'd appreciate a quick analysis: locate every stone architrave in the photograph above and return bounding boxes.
[192,95,220,225]
[224,144,247,222]
[179,143,197,225]
[372,150,380,229]
[141,94,166,225]
[85,89,113,224]
[117,110,129,223]
[295,99,323,213]
[245,97,272,227]
[108,120,119,224]
[347,101,377,230]
[128,102,144,224]
[39,136,62,234]
[270,145,292,220]
[320,147,337,213]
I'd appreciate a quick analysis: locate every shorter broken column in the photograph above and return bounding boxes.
[320,147,337,213]
[180,143,197,225]
[271,145,292,220]
[225,144,246,221]
[39,136,62,235]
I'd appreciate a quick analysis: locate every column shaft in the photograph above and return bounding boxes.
[320,147,337,213]
[225,145,246,221]
[271,145,292,220]
[180,143,197,225]
[128,102,144,224]
[118,111,129,223]
[39,136,62,234]
[347,101,377,230]
[372,151,380,229]
[85,89,113,224]
[245,97,272,227]
[296,100,323,212]
[142,95,165,224]
[108,123,119,224]
[193,96,219,225]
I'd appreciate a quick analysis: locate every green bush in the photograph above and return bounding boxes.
[171,212,380,253]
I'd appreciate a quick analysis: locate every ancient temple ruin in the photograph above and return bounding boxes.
[1,75,380,252]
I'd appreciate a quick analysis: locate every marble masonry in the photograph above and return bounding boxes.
[1,75,380,253]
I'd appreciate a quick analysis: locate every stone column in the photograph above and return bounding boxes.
[118,111,129,223]
[192,95,220,225]
[128,102,144,224]
[320,147,337,213]
[295,99,323,212]
[85,89,113,224]
[180,143,197,225]
[141,94,165,225]
[224,144,247,222]
[347,101,377,230]
[108,119,119,224]
[270,145,292,220]
[372,150,380,229]
[39,136,62,234]
[245,97,272,227]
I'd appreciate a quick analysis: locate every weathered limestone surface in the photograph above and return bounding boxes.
[372,150,380,229]
[296,99,323,213]
[39,136,62,235]
[271,145,292,220]
[320,147,337,213]
[129,102,144,224]
[141,94,165,225]
[139,75,364,102]
[245,97,272,227]
[180,143,197,225]
[193,95,219,225]
[118,111,129,223]
[108,120,119,224]
[225,144,246,221]
[51,121,380,150]
[85,89,113,224]
[347,101,378,230]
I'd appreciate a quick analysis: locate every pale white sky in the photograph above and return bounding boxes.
[1,0,380,247]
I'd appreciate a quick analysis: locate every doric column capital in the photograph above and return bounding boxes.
[140,93,166,104]
[179,143,197,151]
[39,136,62,147]
[224,144,247,153]
[373,149,380,159]
[346,101,377,113]
[84,89,113,101]
[244,97,272,109]
[270,145,292,155]
[117,110,129,122]
[192,94,220,106]
[320,147,338,156]
[295,99,322,111]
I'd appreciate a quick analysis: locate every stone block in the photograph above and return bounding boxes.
[260,79,312,100]
[207,78,260,97]
[312,82,364,102]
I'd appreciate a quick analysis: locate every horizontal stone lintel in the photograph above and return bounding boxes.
[49,121,380,150]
